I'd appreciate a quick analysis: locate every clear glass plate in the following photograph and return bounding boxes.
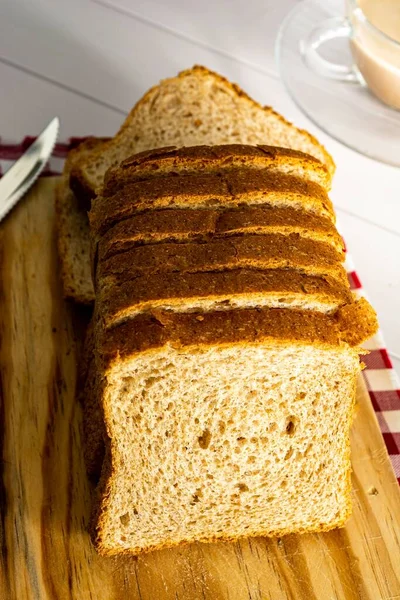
[275,0,400,167]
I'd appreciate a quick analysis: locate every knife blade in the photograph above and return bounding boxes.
[0,117,59,223]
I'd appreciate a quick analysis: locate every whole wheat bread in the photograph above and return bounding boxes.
[91,304,376,556]
[97,269,353,330]
[58,66,335,304]
[92,148,346,329]
[96,205,344,266]
[102,144,332,198]
[86,145,378,555]
[97,234,347,290]
[55,138,108,304]
[71,66,334,206]
[90,170,333,239]
[83,297,377,482]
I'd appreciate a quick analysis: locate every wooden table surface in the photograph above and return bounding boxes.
[0,179,399,600]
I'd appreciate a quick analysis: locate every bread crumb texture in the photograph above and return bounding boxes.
[94,343,356,555]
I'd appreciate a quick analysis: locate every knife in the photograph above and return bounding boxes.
[0,117,60,223]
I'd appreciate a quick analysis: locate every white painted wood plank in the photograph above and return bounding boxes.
[0,0,299,115]
[91,0,299,78]
[337,210,400,360]
[251,89,400,239]
[0,62,122,139]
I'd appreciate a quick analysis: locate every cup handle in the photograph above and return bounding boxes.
[301,17,358,82]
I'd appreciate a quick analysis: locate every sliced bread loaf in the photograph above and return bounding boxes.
[97,269,353,329]
[59,66,335,304]
[85,298,377,483]
[90,171,333,239]
[96,234,347,289]
[89,143,378,556]
[91,303,376,556]
[96,205,344,265]
[71,65,334,207]
[102,144,332,198]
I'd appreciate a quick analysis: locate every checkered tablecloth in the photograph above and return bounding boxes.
[1,137,399,485]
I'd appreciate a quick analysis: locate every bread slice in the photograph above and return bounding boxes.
[97,269,353,329]
[102,144,332,197]
[97,234,347,290]
[55,138,108,304]
[85,298,377,483]
[90,171,333,239]
[96,205,344,265]
[70,65,334,207]
[91,304,376,556]
[59,66,335,304]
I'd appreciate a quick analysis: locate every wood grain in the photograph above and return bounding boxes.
[0,178,399,600]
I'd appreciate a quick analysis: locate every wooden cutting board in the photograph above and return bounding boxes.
[0,178,399,600]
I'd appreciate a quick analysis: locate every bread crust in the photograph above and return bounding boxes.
[78,322,106,480]
[103,143,331,193]
[90,170,333,238]
[96,205,344,265]
[97,234,348,298]
[97,267,353,329]
[95,300,376,368]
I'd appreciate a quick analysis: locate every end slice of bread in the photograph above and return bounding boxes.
[55,138,109,304]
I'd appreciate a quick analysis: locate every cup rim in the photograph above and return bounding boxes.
[351,0,400,47]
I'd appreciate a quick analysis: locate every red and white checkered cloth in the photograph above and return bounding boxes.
[1,137,399,485]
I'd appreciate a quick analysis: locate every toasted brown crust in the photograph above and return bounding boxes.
[76,318,95,398]
[336,296,378,347]
[96,304,366,368]
[90,171,333,238]
[73,65,335,204]
[103,143,331,193]
[97,233,347,289]
[82,355,105,481]
[98,268,353,329]
[96,205,344,265]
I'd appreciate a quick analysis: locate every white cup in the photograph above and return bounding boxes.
[302,0,400,110]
